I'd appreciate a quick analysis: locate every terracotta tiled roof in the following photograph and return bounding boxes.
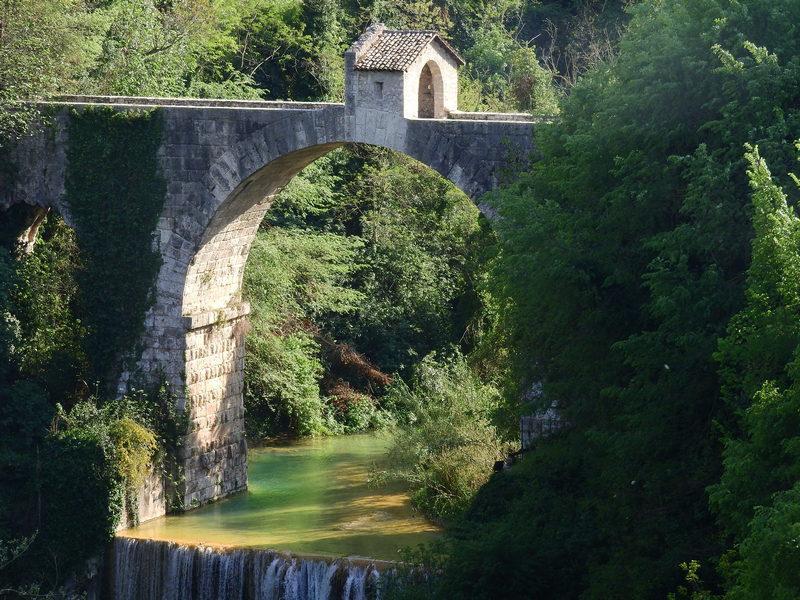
[354,29,464,72]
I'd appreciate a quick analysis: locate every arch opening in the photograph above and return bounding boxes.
[175,129,499,507]
[417,61,445,119]
[177,142,487,503]
[182,141,479,319]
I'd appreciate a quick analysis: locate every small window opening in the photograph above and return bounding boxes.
[374,81,384,100]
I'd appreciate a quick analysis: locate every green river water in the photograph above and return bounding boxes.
[119,434,441,561]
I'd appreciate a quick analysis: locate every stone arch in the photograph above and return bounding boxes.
[4,97,537,516]
[182,143,343,317]
[417,60,445,119]
[0,101,535,511]
[184,140,485,318]
[176,124,505,507]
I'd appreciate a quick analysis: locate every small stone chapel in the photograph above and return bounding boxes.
[344,23,465,119]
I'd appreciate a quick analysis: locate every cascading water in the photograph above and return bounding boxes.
[112,537,384,600]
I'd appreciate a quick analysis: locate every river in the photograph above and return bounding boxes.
[119,434,440,561]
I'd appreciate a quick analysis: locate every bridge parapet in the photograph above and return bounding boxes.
[46,95,543,123]
[448,109,552,123]
[50,94,341,111]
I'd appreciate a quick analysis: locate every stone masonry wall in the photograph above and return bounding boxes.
[183,306,249,506]
[353,69,405,120]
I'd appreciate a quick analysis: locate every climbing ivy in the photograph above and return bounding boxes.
[64,107,166,387]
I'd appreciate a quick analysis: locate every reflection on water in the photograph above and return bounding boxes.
[119,434,440,561]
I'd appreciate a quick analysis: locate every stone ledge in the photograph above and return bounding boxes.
[447,110,549,123]
[48,95,343,111]
[183,303,251,331]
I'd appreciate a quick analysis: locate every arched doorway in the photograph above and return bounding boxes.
[418,61,444,119]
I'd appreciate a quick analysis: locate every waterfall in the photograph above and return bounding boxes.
[112,537,385,600]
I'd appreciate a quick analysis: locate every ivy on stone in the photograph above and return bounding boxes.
[64,107,166,388]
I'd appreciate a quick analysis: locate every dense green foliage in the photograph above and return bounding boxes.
[0,216,183,590]
[0,0,93,144]
[402,0,800,598]
[65,108,166,385]
[10,0,800,598]
[244,225,365,436]
[708,147,800,599]
[6,218,86,402]
[243,147,497,439]
[0,219,180,595]
[0,383,179,592]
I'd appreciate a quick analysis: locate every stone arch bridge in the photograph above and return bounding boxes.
[5,93,538,522]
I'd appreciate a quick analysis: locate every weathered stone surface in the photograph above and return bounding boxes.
[5,50,539,523]
[116,465,167,531]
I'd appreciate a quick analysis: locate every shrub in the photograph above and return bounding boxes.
[245,331,328,437]
[108,416,159,490]
[375,353,508,521]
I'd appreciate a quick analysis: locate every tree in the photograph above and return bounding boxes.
[367,0,451,32]
[710,146,800,598]
[243,223,364,437]
[0,0,94,145]
[303,0,347,100]
[431,0,800,596]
